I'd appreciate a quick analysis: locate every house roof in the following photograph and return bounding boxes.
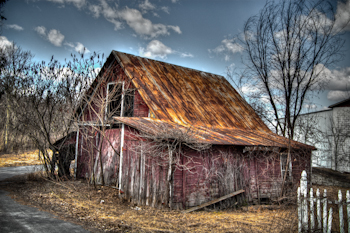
[328,97,350,108]
[113,51,270,131]
[114,117,315,150]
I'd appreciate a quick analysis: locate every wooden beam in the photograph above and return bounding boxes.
[182,189,245,213]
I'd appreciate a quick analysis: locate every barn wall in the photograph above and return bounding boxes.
[77,125,311,208]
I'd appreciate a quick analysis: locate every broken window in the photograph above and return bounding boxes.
[280,153,292,180]
[123,88,134,117]
[107,83,123,117]
[106,82,134,119]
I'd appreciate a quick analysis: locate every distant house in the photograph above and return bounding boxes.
[63,51,313,209]
[293,98,350,173]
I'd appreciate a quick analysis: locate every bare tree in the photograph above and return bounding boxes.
[327,107,350,171]
[234,0,347,140]
[0,43,33,152]
[13,53,102,177]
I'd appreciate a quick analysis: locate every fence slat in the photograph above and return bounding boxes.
[323,190,327,233]
[327,208,333,233]
[310,188,315,230]
[339,190,344,233]
[346,190,350,233]
[317,189,322,230]
[301,170,308,231]
[298,187,302,233]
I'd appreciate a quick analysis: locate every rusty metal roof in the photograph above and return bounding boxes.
[113,51,270,132]
[114,117,314,149]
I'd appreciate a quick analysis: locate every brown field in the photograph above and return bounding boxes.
[0,150,42,167]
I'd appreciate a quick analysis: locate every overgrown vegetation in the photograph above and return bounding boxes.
[0,41,104,177]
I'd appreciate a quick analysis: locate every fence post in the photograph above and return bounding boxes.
[339,190,344,233]
[317,189,322,230]
[300,170,308,231]
[310,188,315,230]
[323,190,327,233]
[346,190,349,233]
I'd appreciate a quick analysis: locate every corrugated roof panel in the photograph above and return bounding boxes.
[114,117,315,150]
[108,51,313,149]
[114,51,271,130]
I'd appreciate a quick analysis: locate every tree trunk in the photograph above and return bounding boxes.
[4,97,10,152]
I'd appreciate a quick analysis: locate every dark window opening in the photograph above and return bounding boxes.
[107,83,123,117]
[107,83,135,120]
[123,89,135,117]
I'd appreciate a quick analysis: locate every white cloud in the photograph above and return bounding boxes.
[34,26,46,36]
[89,4,102,18]
[139,40,193,59]
[65,42,90,54]
[334,0,350,32]
[168,25,181,34]
[0,36,14,49]
[35,26,65,47]
[118,7,181,38]
[6,24,24,31]
[139,0,156,13]
[46,0,86,9]
[161,6,170,14]
[179,52,193,58]
[221,39,244,54]
[139,40,173,59]
[73,0,180,39]
[310,65,350,101]
[327,90,350,101]
[316,66,350,92]
[210,38,243,61]
[47,29,65,46]
[304,104,317,110]
[171,0,177,3]
[98,0,123,30]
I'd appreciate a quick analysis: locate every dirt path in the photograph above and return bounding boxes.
[0,166,91,233]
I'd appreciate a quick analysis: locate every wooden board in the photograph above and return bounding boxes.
[182,189,245,213]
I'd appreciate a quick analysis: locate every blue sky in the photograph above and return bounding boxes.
[1,0,350,110]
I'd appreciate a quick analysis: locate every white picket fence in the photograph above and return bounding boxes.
[298,170,350,233]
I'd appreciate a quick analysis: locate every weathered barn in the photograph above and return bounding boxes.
[73,51,313,209]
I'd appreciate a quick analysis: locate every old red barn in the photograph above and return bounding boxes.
[71,51,313,209]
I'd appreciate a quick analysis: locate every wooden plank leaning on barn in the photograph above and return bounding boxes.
[182,189,245,214]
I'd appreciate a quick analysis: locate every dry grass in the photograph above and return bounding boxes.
[0,150,43,167]
[1,174,299,233]
[1,151,346,232]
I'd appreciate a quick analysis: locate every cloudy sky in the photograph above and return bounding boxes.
[1,0,350,110]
